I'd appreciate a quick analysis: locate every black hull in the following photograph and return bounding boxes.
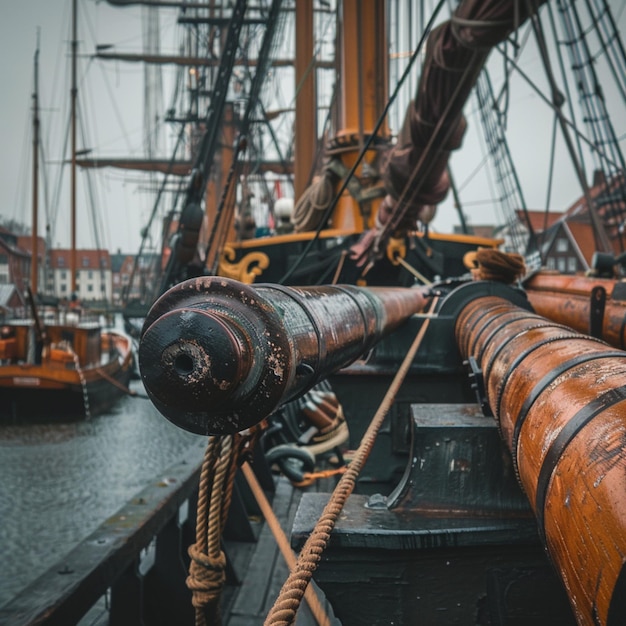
[1,368,133,422]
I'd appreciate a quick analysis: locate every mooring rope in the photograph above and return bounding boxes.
[66,345,91,419]
[264,297,439,626]
[95,366,137,396]
[393,253,433,285]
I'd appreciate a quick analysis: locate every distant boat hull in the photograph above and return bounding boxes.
[0,328,134,421]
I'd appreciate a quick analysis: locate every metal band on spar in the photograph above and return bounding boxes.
[138,276,429,435]
[456,295,626,626]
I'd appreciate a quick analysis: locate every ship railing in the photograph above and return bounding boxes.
[0,439,275,625]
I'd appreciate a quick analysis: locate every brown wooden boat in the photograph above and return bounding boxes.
[0,317,134,420]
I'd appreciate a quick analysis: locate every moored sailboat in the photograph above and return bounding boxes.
[0,4,134,422]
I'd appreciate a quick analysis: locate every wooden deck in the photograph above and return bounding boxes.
[223,474,341,625]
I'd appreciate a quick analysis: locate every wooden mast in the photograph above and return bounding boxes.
[294,0,315,201]
[30,35,40,295]
[70,0,78,296]
[332,0,388,231]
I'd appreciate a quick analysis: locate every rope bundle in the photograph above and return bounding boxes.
[466,248,526,284]
[187,435,238,626]
[187,544,227,608]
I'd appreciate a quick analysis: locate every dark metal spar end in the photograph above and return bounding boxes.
[139,276,428,435]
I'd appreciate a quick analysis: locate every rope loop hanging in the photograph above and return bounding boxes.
[186,433,238,626]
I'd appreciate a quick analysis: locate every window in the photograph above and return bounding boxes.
[557,257,566,272]
[88,285,94,292]
[58,257,65,267]
[82,257,90,268]
[61,270,67,280]
[546,258,555,270]
[567,257,578,273]
[88,271,93,279]
[556,238,568,252]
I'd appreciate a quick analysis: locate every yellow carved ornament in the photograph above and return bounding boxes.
[218,246,270,284]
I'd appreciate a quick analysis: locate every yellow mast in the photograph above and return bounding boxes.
[294,0,315,201]
[330,0,389,231]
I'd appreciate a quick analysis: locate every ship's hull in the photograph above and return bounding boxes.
[0,330,134,421]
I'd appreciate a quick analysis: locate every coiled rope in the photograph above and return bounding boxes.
[466,248,526,283]
[187,434,239,626]
[291,172,335,232]
[264,297,438,626]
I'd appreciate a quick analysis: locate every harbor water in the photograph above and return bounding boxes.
[0,378,201,608]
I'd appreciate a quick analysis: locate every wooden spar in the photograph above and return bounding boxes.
[524,271,626,349]
[30,41,40,294]
[377,0,547,237]
[455,296,626,626]
[70,0,78,295]
[138,276,429,435]
[294,0,315,201]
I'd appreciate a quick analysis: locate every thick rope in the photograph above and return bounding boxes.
[241,462,332,626]
[393,254,433,285]
[264,298,438,626]
[187,435,234,626]
[467,248,526,283]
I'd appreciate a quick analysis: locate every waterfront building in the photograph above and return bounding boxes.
[48,248,112,304]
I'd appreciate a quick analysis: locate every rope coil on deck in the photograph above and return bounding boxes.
[264,296,438,626]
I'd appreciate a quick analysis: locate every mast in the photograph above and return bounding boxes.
[294,0,315,201]
[30,34,40,295]
[70,0,78,295]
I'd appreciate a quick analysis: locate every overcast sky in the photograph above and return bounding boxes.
[0,0,171,253]
[1,1,625,254]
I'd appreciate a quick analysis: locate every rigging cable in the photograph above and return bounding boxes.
[121,122,187,305]
[264,295,439,626]
[545,2,588,174]
[204,0,284,274]
[528,3,610,252]
[492,46,622,170]
[587,0,626,101]
[553,0,626,252]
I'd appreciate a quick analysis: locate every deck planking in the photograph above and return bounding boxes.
[224,473,339,626]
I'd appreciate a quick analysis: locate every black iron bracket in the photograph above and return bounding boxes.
[466,356,493,417]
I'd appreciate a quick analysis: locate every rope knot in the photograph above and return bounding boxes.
[186,543,227,608]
